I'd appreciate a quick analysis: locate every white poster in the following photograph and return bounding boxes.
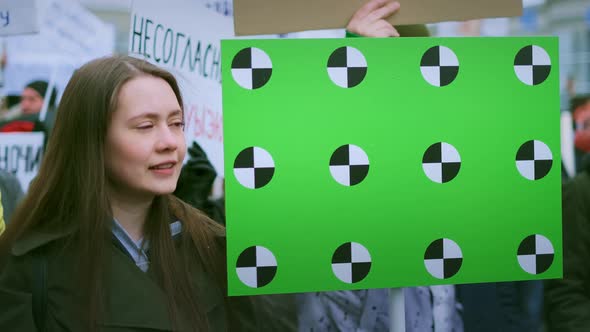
[129,0,234,176]
[4,0,115,62]
[0,0,40,36]
[0,132,45,191]
[3,0,115,96]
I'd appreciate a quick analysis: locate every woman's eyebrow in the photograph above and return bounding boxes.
[128,109,182,121]
[168,109,182,118]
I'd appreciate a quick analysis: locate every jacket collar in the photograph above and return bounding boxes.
[11,217,183,256]
[11,223,77,256]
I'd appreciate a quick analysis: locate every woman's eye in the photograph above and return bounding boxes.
[171,122,185,129]
[137,123,154,130]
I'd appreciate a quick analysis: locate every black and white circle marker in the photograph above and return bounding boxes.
[236,246,277,288]
[514,45,551,86]
[329,144,370,186]
[420,46,459,87]
[424,238,463,279]
[422,142,461,183]
[327,46,368,88]
[233,147,275,189]
[516,140,553,180]
[517,234,554,275]
[331,242,372,284]
[231,47,272,89]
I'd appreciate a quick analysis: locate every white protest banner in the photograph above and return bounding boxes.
[0,0,40,36]
[129,0,234,176]
[16,0,114,62]
[0,132,44,191]
[3,0,115,96]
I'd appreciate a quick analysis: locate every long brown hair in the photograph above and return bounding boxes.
[0,56,225,331]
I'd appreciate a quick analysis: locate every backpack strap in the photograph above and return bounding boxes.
[31,249,47,332]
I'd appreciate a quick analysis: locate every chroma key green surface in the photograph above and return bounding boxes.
[221,37,561,296]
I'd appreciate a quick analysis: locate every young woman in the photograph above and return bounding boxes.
[0,56,255,331]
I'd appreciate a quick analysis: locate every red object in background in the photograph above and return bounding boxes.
[575,130,590,153]
[573,101,590,152]
[0,120,35,133]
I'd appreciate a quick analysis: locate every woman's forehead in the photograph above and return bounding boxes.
[115,76,181,118]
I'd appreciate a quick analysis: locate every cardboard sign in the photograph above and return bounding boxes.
[0,0,39,36]
[0,132,44,191]
[233,0,522,35]
[222,37,560,295]
[129,0,235,176]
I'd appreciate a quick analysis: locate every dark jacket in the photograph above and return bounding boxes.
[457,280,543,332]
[545,170,590,331]
[0,221,257,331]
[0,170,24,224]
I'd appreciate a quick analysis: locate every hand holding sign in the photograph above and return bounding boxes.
[347,0,400,37]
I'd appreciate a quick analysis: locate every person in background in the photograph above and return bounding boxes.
[544,159,590,331]
[21,80,56,115]
[457,280,544,332]
[0,80,58,135]
[0,170,24,225]
[0,56,256,331]
[570,94,590,173]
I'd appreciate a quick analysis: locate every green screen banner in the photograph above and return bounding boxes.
[221,37,561,296]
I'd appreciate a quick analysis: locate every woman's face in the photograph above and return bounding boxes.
[105,75,186,198]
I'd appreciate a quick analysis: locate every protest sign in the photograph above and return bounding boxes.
[0,0,39,36]
[233,0,522,35]
[0,132,44,191]
[222,37,560,295]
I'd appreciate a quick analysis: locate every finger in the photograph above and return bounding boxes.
[380,21,399,37]
[369,29,389,37]
[351,0,391,20]
[370,26,394,37]
[367,1,400,22]
[372,20,399,37]
[376,26,398,37]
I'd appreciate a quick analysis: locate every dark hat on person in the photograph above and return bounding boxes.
[26,80,48,96]
[25,80,57,107]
